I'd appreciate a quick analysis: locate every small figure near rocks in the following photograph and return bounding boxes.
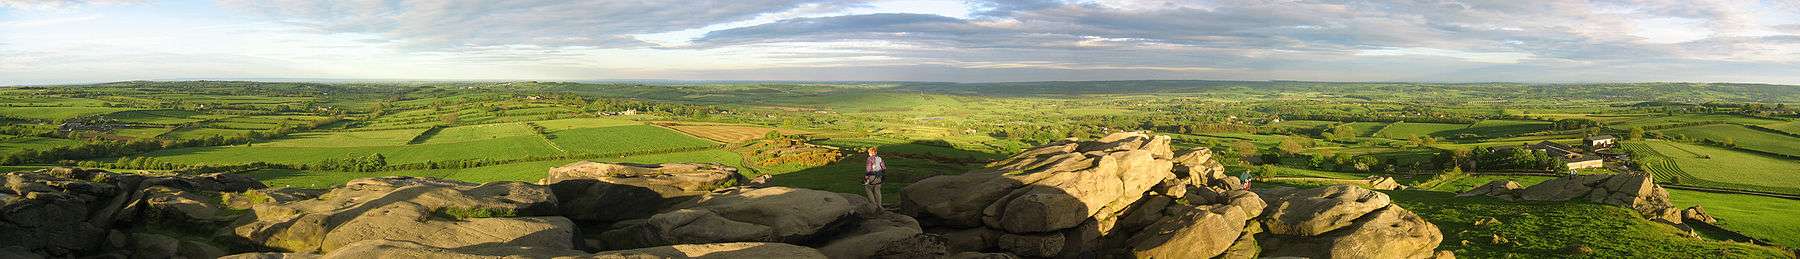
[864,147,888,209]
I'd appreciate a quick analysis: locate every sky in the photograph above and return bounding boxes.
[3,0,1800,85]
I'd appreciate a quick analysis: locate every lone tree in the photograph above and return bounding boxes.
[1629,127,1645,140]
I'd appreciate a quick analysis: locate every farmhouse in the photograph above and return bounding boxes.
[1531,141,1606,170]
[1584,135,1616,149]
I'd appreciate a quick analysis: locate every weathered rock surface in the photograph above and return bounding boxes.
[1125,205,1249,258]
[223,176,566,253]
[1681,206,1716,224]
[0,168,262,257]
[1457,180,1522,200]
[1263,185,1393,236]
[586,242,827,258]
[1261,185,1444,259]
[543,162,741,193]
[543,162,743,222]
[598,186,870,250]
[1514,174,1681,223]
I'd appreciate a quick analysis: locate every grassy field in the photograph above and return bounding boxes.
[1375,122,1468,139]
[0,134,83,153]
[141,135,564,165]
[534,117,641,131]
[1441,120,1552,138]
[1389,190,1790,258]
[1658,124,1800,157]
[0,106,139,121]
[549,125,718,155]
[104,110,213,125]
[662,123,806,143]
[1608,114,1787,130]
[259,128,427,147]
[247,149,744,188]
[1762,121,1800,135]
[421,123,537,144]
[1667,189,1800,249]
[1425,175,1556,192]
[1344,122,1389,137]
[164,128,253,140]
[1622,140,1800,195]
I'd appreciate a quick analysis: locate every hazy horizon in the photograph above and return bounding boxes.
[5,0,1800,85]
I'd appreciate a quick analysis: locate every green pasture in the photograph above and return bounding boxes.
[0,134,83,153]
[534,117,641,131]
[1439,120,1552,138]
[258,128,426,147]
[1667,190,1800,249]
[138,135,563,165]
[1608,114,1786,130]
[549,125,716,155]
[1375,122,1469,139]
[245,149,744,188]
[1388,190,1790,258]
[1622,140,1800,195]
[0,106,138,121]
[1657,124,1800,157]
[421,123,537,144]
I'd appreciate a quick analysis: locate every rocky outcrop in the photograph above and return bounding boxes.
[542,162,743,222]
[1456,180,1522,200]
[1260,185,1444,259]
[543,162,742,193]
[899,132,1192,257]
[596,186,869,249]
[897,132,1448,258]
[223,176,566,253]
[1512,174,1681,223]
[0,168,262,257]
[1681,206,1716,224]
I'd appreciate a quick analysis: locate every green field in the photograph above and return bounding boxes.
[1658,124,1800,157]
[247,149,744,188]
[1667,190,1800,248]
[0,134,83,153]
[1439,120,1552,138]
[141,135,564,165]
[1609,114,1787,130]
[1425,175,1556,192]
[0,106,139,121]
[1762,121,1800,135]
[1344,122,1389,137]
[1390,190,1790,258]
[421,123,537,144]
[1376,122,1469,139]
[110,128,171,139]
[534,117,641,131]
[1622,140,1800,195]
[258,128,427,147]
[549,125,717,155]
[103,110,213,125]
[164,128,253,140]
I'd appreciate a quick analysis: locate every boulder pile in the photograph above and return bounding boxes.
[899,132,1448,258]
[1458,173,1682,223]
[1,167,266,258]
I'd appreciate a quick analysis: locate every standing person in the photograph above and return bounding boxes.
[864,147,887,209]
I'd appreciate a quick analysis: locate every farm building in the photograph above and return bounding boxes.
[1584,135,1616,149]
[1530,141,1606,170]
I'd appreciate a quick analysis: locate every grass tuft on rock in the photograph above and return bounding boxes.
[437,207,518,220]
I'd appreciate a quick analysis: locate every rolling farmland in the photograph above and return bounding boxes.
[1621,140,1800,195]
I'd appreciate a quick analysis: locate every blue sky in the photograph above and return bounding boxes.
[3,0,1800,85]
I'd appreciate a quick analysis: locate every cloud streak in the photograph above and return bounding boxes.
[2,0,1799,84]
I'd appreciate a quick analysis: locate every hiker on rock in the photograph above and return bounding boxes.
[864,147,887,209]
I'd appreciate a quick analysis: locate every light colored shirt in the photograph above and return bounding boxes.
[866,155,886,173]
